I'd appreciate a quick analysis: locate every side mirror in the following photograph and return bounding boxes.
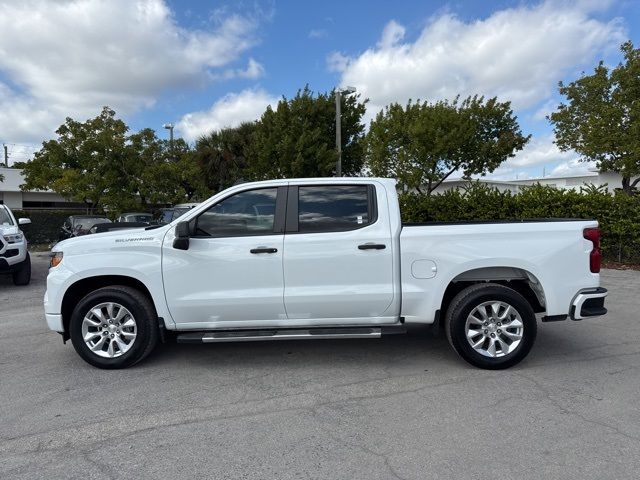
[18,218,31,225]
[173,221,190,250]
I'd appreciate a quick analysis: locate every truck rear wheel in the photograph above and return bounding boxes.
[444,283,537,369]
[69,286,158,369]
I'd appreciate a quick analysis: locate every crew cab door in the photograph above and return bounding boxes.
[282,183,395,321]
[162,186,287,329]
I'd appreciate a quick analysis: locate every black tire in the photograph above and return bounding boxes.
[444,283,537,369]
[12,253,31,286]
[70,286,158,369]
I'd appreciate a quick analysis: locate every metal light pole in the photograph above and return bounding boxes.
[163,123,174,157]
[335,86,356,176]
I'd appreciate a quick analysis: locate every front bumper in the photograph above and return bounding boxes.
[570,287,608,320]
[0,254,26,273]
[46,313,64,332]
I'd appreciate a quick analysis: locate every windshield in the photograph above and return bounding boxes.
[154,208,191,225]
[74,217,111,229]
[172,208,190,220]
[0,206,14,226]
[155,210,174,225]
[128,214,152,223]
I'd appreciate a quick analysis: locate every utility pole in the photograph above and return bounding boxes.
[334,86,356,177]
[163,123,174,159]
[335,91,342,177]
[3,144,7,167]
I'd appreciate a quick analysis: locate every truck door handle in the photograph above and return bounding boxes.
[358,243,386,250]
[250,247,278,254]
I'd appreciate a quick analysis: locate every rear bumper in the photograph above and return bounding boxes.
[570,287,608,320]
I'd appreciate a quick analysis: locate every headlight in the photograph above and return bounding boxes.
[50,251,63,268]
[3,233,23,244]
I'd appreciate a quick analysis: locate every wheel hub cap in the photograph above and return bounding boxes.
[81,302,137,358]
[464,301,524,358]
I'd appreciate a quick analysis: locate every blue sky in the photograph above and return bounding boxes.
[0,0,638,180]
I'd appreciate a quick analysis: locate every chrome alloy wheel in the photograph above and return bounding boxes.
[81,302,137,358]
[464,301,524,358]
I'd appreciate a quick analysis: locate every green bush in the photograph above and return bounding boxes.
[400,182,640,263]
[13,209,91,245]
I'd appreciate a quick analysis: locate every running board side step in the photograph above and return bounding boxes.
[176,327,406,344]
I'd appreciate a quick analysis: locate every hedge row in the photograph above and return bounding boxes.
[14,184,640,263]
[14,209,92,245]
[400,183,640,263]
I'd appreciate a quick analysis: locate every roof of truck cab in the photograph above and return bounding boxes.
[235,177,396,188]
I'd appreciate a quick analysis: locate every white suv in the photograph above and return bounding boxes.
[0,204,31,285]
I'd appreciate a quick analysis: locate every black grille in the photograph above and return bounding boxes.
[0,248,19,258]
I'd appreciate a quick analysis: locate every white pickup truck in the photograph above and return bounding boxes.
[44,177,607,369]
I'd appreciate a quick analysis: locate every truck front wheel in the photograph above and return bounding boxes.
[444,283,537,369]
[12,253,31,286]
[69,286,159,369]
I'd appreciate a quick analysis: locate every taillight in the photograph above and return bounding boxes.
[583,228,601,273]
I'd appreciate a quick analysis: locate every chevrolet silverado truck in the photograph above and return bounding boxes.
[44,177,608,369]
[0,204,31,285]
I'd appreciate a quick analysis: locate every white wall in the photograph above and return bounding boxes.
[1,167,68,208]
[1,192,23,209]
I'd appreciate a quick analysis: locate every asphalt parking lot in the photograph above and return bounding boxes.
[1,254,639,479]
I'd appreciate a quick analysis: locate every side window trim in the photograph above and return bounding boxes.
[273,186,288,234]
[191,186,286,239]
[285,185,299,233]
[367,184,378,224]
[284,183,378,234]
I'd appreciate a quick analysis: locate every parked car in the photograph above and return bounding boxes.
[155,203,199,225]
[116,213,153,224]
[0,204,32,285]
[88,222,149,234]
[45,178,607,370]
[60,215,111,240]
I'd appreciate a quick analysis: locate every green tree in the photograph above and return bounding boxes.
[18,107,209,212]
[550,41,640,194]
[19,106,130,210]
[366,96,529,195]
[247,86,367,179]
[194,122,257,192]
[127,130,209,205]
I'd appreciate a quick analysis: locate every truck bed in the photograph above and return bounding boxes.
[398,219,599,323]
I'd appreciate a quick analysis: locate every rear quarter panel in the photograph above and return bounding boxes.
[400,221,600,323]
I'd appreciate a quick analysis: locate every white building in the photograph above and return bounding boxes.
[0,167,70,209]
[434,170,637,194]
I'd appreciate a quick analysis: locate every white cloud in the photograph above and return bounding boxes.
[532,99,559,121]
[0,0,262,143]
[176,88,278,141]
[240,59,265,79]
[331,1,625,114]
[211,58,265,81]
[550,158,597,176]
[308,29,328,39]
[508,134,577,168]
[327,52,350,72]
[378,20,405,49]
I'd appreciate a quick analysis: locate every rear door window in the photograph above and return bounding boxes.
[297,185,374,233]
